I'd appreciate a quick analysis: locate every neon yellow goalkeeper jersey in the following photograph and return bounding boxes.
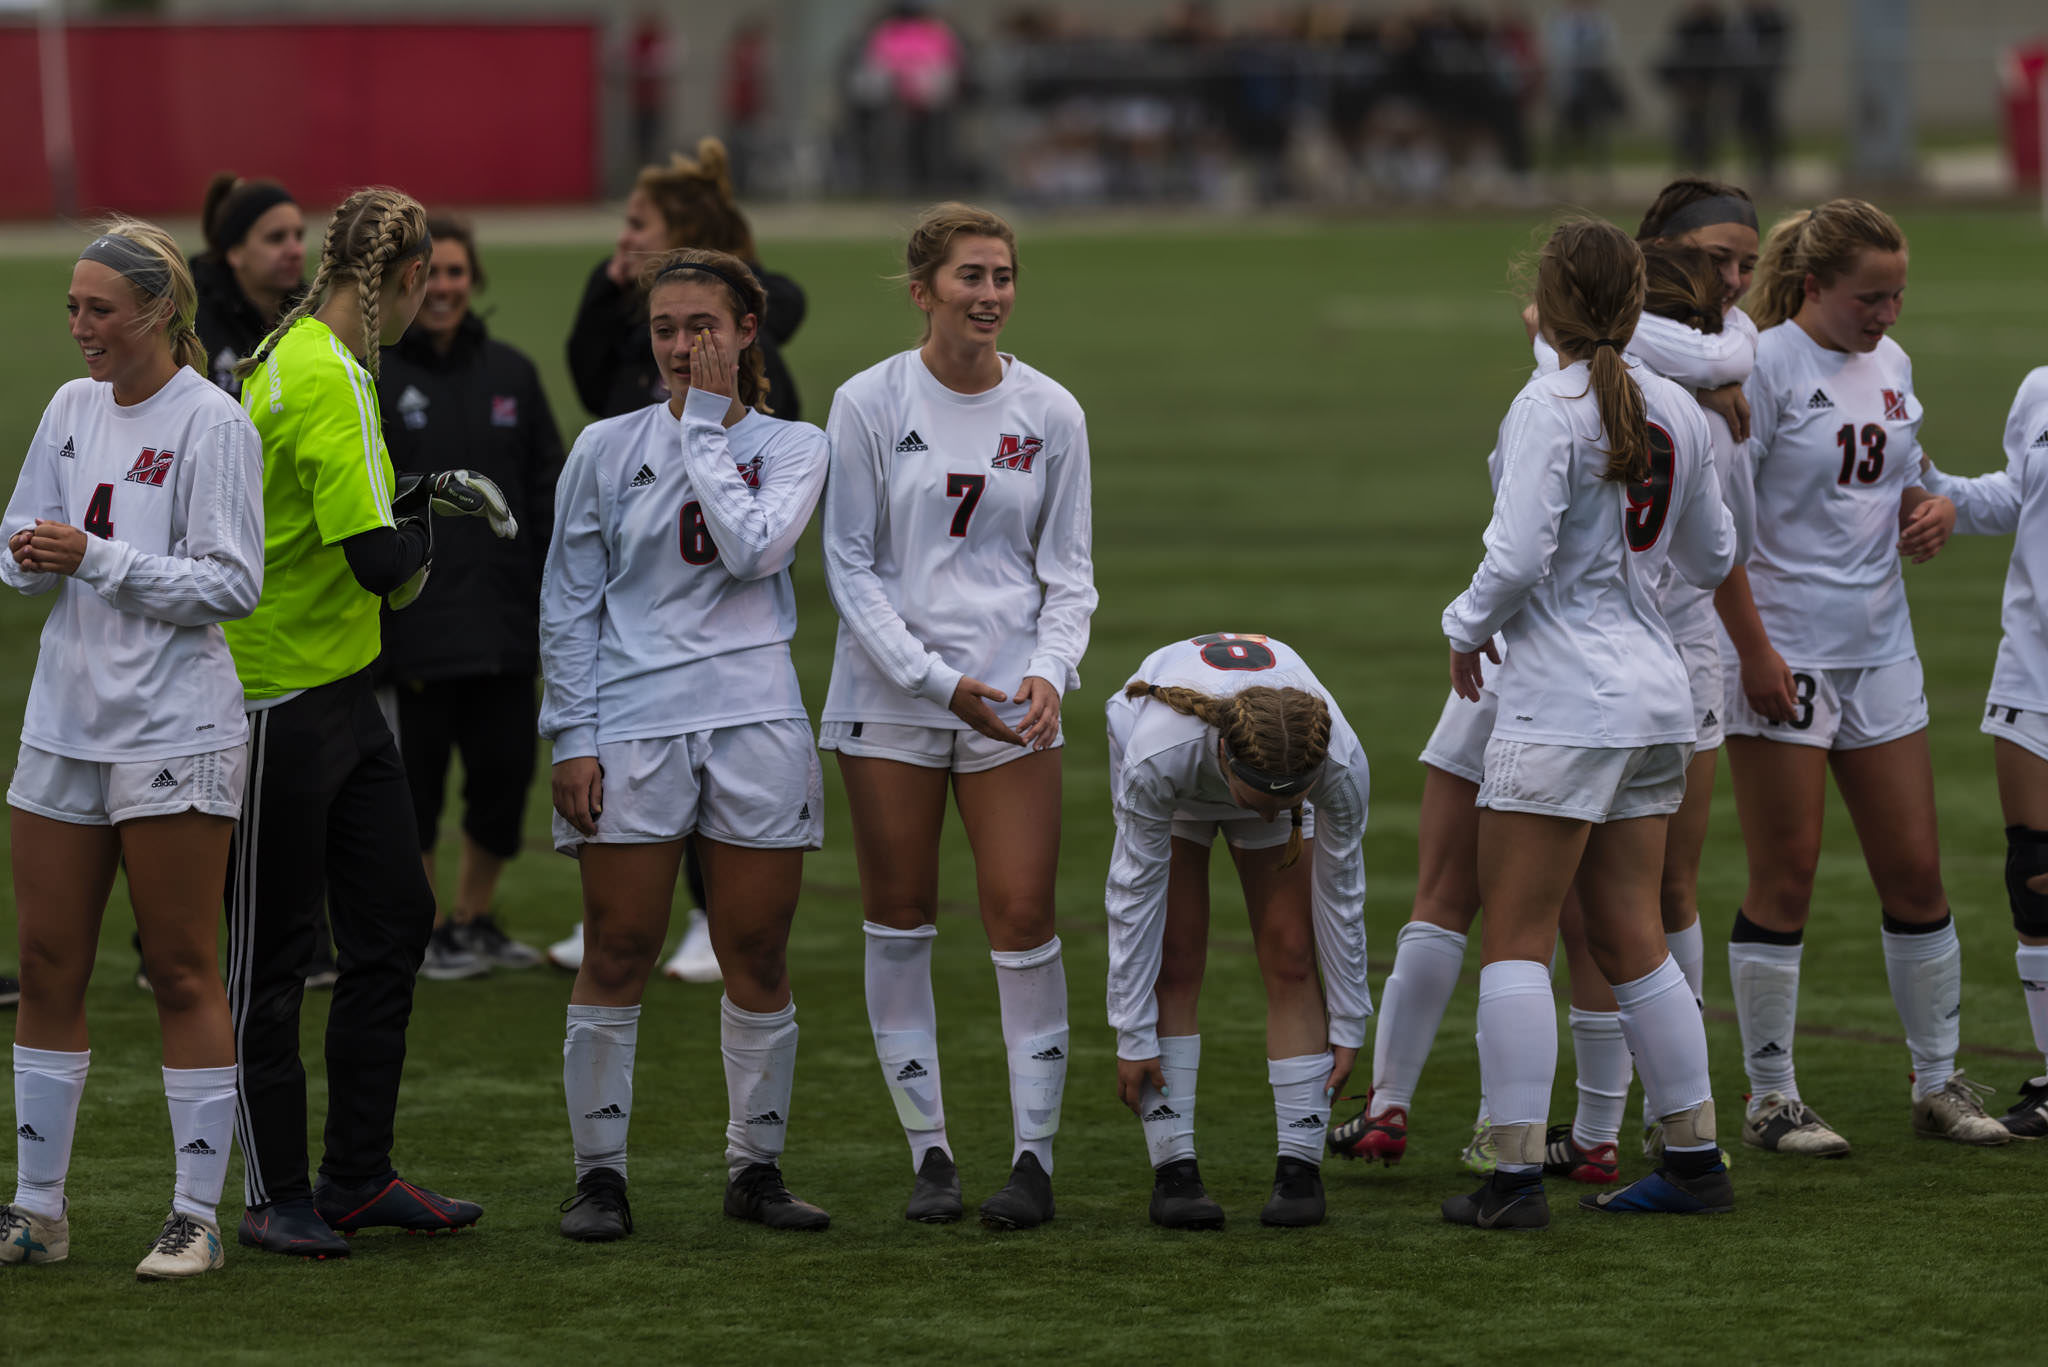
[226,317,397,700]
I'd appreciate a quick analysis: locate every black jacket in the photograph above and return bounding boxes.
[565,258,807,421]
[377,312,564,682]
[190,254,300,399]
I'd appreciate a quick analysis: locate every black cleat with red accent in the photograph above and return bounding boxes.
[239,1198,350,1259]
[1328,1100,1407,1165]
[314,1173,482,1234]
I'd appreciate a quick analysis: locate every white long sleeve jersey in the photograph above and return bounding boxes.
[1533,308,1756,644]
[1920,366,2048,712]
[821,350,1097,729]
[1,369,262,762]
[538,388,827,760]
[1104,635,1371,1061]
[1445,361,1737,747]
[1739,321,1925,668]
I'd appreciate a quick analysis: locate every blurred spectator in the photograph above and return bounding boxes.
[1657,2,1728,171]
[1730,1,1792,186]
[848,3,970,194]
[628,8,676,172]
[191,174,305,399]
[1546,0,1625,176]
[377,217,562,981]
[723,19,774,194]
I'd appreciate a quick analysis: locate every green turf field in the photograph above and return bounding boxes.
[0,209,2041,1362]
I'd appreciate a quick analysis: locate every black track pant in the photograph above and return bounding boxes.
[226,669,436,1208]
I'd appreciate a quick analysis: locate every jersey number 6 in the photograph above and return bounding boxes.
[945,473,985,537]
[678,501,717,565]
[1624,423,1676,552]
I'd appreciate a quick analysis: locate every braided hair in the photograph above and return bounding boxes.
[234,187,429,384]
[1124,681,1332,868]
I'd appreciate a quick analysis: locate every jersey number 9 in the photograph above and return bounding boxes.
[1624,423,1676,553]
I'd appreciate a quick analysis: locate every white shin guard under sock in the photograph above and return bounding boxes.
[1475,961,1556,1157]
[993,937,1069,1174]
[2018,943,2048,1075]
[1729,939,1802,1102]
[864,922,950,1170]
[1139,1035,1200,1168]
[1611,956,1712,1122]
[1882,918,1963,1097]
[721,996,799,1180]
[164,1064,236,1225]
[564,1004,639,1181]
[1270,1053,1332,1164]
[12,1045,88,1221]
[1567,1008,1630,1147]
[1369,921,1467,1113]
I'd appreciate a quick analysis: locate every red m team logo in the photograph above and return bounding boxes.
[991,433,1041,473]
[1881,389,1909,422]
[122,448,175,486]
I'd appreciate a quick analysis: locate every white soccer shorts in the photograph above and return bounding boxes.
[818,719,1062,774]
[1477,739,1693,823]
[8,742,247,826]
[1720,656,1927,751]
[552,719,824,854]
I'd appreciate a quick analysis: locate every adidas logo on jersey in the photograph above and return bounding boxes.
[629,464,658,488]
[149,769,177,790]
[1142,1104,1180,1122]
[177,1138,217,1155]
[1749,1041,1786,1059]
[1807,389,1835,410]
[745,1111,784,1126]
[895,431,929,453]
[583,1103,627,1120]
[1031,1045,1065,1061]
[895,1060,928,1082]
[2032,428,2048,449]
[1287,1113,1326,1130]
[58,437,76,460]
[17,1123,44,1142]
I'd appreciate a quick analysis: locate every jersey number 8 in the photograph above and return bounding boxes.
[1193,633,1276,671]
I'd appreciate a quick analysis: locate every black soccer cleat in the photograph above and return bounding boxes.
[905,1147,964,1224]
[979,1152,1055,1230]
[314,1173,482,1234]
[1441,1170,1550,1231]
[1259,1156,1325,1228]
[238,1198,350,1259]
[724,1162,830,1231]
[558,1167,633,1242]
[2000,1076,2048,1140]
[1581,1160,1734,1215]
[1149,1158,1225,1230]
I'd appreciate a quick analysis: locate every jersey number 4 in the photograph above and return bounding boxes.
[1835,423,1886,485]
[83,483,115,540]
[945,473,985,537]
[1624,423,1677,552]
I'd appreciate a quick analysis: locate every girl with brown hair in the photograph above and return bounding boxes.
[1104,635,1370,1230]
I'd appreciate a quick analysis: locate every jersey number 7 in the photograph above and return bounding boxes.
[945,473,985,537]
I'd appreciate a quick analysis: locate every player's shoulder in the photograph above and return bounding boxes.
[1752,319,1807,365]
[47,375,103,416]
[165,366,253,429]
[576,403,665,455]
[1871,334,1914,378]
[2014,365,2048,409]
[1002,356,1085,421]
[834,350,916,407]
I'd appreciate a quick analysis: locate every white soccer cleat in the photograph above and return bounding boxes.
[547,922,585,972]
[661,908,721,983]
[0,1203,68,1266]
[1911,1072,2012,1147]
[135,1212,224,1281]
[1742,1092,1851,1156]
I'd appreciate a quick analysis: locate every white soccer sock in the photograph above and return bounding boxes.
[1567,1008,1630,1148]
[1667,919,1706,1006]
[12,1046,88,1221]
[164,1064,236,1225]
[1270,1052,1332,1163]
[864,922,950,1170]
[1612,956,1712,1125]
[1475,960,1555,1171]
[563,1003,639,1181]
[1140,1035,1200,1168]
[1368,921,1467,1113]
[1882,919,1963,1098]
[2018,943,2048,1074]
[1728,940,1801,1103]
[721,996,798,1180]
[993,937,1068,1174]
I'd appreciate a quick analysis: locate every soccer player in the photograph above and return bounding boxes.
[545,249,830,1242]
[1441,219,1737,1230]
[1915,369,2048,1138]
[191,173,305,399]
[822,203,1096,1229]
[1106,636,1370,1229]
[1715,199,2008,1153]
[225,188,509,1260]
[378,215,564,980]
[2,221,262,1278]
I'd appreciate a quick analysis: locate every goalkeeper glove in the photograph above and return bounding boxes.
[393,470,519,539]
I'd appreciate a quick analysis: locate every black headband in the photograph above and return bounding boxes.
[1654,194,1759,238]
[1223,741,1323,800]
[652,260,753,322]
[80,234,170,299]
[212,183,295,255]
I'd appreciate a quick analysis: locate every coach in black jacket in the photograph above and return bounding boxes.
[190,174,306,398]
[378,218,565,978]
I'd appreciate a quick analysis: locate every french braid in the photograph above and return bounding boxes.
[232,187,428,384]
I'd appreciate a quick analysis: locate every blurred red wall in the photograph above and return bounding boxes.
[0,21,598,219]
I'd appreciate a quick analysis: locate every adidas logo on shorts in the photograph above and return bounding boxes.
[17,1123,44,1142]
[1943,1002,1961,1020]
[1031,1045,1065,1061]
[1702,709,1717,726]
[1142,1104,1180,1122]
[583,1103,627,1120]
[1287,1113,1325,1130]
[895,1060,928,1082]
[629,464,658,488]
[745,1111,784,1126]
[799,803,811,820]
[1750,1041,1786,1059]
[1807,389,1835,409]
[894,430,929,453]
[177,1138,217,1155]
[149,769,177,790]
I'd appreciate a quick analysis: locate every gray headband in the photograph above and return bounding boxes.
[80,234,170,299]
[1655,194,1759,238]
